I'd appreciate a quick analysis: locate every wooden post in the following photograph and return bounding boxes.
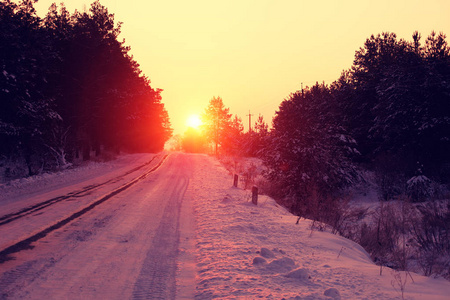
[233,174,238,187]
[252,186,258,205]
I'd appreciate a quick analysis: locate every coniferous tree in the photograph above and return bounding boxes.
[342,31,450,181]
[240,114,269,157]
[0,0,61,174]
[200,96,232,155]
[222,115,244,155]
[264,83,360,215]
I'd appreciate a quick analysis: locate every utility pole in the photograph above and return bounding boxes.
[215,108,219,156]
[247,110,253,133]
[301,82,304,98]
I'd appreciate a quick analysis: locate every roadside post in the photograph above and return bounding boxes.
[252,186,258,205]
[233,174,238,187]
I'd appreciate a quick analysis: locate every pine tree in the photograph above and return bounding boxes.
[222,115,244,155]
[240,114,269,157]
[0,0,61,174]
[265,83,359,214]
[200,96,232,155]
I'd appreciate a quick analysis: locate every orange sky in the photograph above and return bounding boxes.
[35,0,450,134]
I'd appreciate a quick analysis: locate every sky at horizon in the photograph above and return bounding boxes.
[34,0,450,135]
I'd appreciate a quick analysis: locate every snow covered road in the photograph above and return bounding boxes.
[0,152,195,299]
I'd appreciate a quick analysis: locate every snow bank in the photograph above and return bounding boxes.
[190,154,450,299]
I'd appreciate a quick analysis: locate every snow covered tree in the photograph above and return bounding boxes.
[264,83,360,216]
[420,32,450,179]
[0,0,61,174]
[341,31,450,185]
[343,32,411,159]
[368,32,450,179]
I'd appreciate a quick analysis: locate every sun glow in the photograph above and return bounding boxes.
[186,114,202,129]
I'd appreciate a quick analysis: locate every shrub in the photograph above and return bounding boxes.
[406,175,433,202]
[411,201,450,278]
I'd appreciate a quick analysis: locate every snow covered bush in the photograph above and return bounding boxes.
[356,197,422,274]
[406,174,433,202]
[353,197,450,279]
[359,203,403,269]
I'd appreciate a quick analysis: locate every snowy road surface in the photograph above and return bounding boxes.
[0,153,195,299]
[1,152,450,299]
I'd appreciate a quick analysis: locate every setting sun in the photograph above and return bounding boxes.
[186,114,202,129]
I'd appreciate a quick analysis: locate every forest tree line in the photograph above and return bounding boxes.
[188,31,450,204]
[178,97,269,157]
[265,31,450,206]
[1,0,172,177]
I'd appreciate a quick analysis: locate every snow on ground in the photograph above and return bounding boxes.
[1,152,449,299]
[189,154,450,299]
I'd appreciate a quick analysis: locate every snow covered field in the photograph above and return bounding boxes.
[1,152,449,299]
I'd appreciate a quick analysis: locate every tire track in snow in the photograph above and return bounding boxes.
[132,168,189,299]
[0,155,162,227]
[0,154,169,263]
